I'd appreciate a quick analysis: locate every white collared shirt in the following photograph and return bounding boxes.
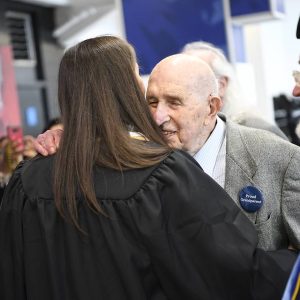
[193,116,226,187]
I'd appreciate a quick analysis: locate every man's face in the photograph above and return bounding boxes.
[146,63,214,155]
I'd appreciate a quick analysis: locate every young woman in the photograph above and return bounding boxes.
[0,36,295,300]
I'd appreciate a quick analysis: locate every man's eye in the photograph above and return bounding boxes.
[148,101,158,108]
[170,101,181,107]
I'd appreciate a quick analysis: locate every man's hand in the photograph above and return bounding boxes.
[34,129,63,156]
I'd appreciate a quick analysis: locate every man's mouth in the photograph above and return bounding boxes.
[162,130,176,136]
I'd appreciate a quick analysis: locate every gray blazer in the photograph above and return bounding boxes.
[233,114,288,141]
[223,118,300,250]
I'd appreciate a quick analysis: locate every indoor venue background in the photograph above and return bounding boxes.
[0,0,299,142]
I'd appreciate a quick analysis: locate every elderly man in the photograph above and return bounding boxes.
[35,54,299,252]
[146,54,300,251]
[182,41,288,140]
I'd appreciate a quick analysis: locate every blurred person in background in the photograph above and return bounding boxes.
[293,16,300,98]
[292,17,300,140]
[42,117,63,132]
[22,135,38,159]
[0,118,63,203]
[0,136,15,199]
[281,16,300,300]
[292,57,300,138]
[0,133,37,202]
[0,35,297,300]
[293,64,300,97]
[182,41,288,140]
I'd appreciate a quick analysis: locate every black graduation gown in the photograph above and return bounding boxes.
[0,150,296,300]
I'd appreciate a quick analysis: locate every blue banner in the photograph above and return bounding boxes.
[122,0,227,74]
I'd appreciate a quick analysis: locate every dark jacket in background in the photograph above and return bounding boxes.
[0,186,4,205]
[0,150,296,300]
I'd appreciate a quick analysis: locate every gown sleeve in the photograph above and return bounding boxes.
[131,151,296,300]
[0,163,27,300]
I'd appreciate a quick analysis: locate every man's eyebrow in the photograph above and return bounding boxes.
[146,94,156,100]
[165,94,182,101]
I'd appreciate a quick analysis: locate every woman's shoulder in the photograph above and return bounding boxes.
[162,150,201,168]
[0,155,55,212]
[142,150,204,189]
[92,150,203,200]
[154,149,203,181]
[18,155,56,199]
[17,150,203,201]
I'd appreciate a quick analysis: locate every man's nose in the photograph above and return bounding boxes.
[153,104,170,126]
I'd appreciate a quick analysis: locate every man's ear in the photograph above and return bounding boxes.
[209,96,222,117]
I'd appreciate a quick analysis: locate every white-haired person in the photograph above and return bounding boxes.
[182,41,288,140]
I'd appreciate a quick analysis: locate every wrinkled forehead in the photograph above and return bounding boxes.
[148,56,215,99]
[147,74,190,97]
[150,61,204,88]
[147,79,210,107]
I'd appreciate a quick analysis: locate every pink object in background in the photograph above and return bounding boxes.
[0,46,22,137]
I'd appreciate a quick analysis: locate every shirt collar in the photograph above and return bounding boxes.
[193,116,226,177]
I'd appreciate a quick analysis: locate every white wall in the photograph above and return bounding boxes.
[61,8,124,49]
[281,0,300,91]
[243,0,299,122]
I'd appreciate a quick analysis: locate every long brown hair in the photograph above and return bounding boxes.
[54,36,170,230]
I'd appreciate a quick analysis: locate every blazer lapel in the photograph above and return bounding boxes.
[223,119,258,224]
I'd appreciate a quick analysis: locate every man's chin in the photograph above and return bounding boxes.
[165,139,182,150]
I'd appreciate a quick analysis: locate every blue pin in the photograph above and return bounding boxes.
[239,186,264,213]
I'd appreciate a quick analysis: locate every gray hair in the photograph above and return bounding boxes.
[204,72,219,97]
[182,41,245,117]
[190,55,219,99]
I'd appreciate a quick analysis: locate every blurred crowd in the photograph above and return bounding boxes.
[0,118,62,199]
